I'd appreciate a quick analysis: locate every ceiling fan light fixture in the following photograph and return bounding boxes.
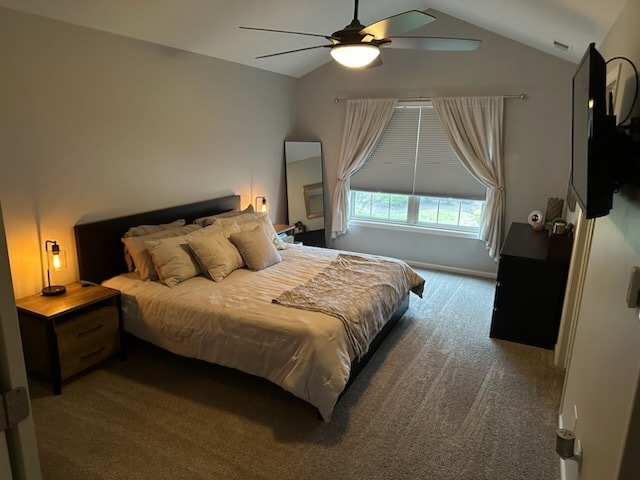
[330,44,380,68]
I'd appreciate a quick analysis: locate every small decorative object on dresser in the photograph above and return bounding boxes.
[16,282,125,394]
[544,197,564,230]
[527,210,545,230]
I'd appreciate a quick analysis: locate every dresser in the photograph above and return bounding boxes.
[489,222,573,349]
[16,282,124,393]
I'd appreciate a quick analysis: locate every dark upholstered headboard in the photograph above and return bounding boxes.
[74,195,241,284]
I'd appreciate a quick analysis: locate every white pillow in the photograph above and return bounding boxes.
[144,236,200,287]
[186,229,244,282]
[121,224,202,280]
[229,225,282,271]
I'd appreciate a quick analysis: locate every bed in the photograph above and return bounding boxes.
[74,195,424,421]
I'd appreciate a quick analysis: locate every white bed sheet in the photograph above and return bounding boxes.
[103,245,414,421]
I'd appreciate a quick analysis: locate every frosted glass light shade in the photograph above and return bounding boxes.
[330,44,380,68]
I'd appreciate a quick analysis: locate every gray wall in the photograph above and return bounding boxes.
[0,7,296,298]
[559,0,640,478]
[293,10,576,275]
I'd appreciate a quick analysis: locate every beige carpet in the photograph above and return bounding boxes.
[28,269,564,480]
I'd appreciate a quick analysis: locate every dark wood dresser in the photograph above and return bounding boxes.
[489,222,573,349]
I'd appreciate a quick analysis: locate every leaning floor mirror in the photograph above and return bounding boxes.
[284,141,326,247]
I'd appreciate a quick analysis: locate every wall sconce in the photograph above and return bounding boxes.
[42,240,67,296]
[255,196,268,213]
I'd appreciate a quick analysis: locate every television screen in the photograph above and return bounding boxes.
[570,42,616,219]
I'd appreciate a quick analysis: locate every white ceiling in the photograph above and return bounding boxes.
[0,0,627,77]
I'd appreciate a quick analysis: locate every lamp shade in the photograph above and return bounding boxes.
[330,44,380,68]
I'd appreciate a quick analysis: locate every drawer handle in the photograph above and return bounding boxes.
[80,347,105,361]
[77,324,103,338]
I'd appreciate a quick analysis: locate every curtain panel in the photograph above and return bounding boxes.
[330,98,398,238]
[432,96,505,260]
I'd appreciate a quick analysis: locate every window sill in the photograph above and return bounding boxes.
[349,219,480,240]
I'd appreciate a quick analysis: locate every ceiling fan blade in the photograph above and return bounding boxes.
[239,26,334,41]
[386,36,482,51]
[360,10,435,39]
[255,44,331,59]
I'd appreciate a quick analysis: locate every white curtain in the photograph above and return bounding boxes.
[331,98,398,238]
[432,96,505,260]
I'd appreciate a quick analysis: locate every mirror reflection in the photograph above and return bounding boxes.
[285,141,325,247]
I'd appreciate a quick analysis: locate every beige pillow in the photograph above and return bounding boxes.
[229,225,282,271]
[193,204,255,227]
[217,212,285,250]
[144,236,200,287]
[121,224,202,280]
[123,219,186,237]
[186,229,244,282]
[191,220,241,240]
[122,219,187,271]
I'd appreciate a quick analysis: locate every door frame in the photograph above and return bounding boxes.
[0,202,42,479]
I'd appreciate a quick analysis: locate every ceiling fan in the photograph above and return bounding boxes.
[239,0,481,69]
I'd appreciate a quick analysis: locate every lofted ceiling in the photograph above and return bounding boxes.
[0,0,628,78]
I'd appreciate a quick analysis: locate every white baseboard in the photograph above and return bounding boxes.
[404,260,497,279]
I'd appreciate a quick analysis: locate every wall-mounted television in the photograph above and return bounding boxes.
[570,42,617,219]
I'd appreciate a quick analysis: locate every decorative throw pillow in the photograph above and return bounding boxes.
[121,224,202,280]
[122,219,187,271]
[229,224,282,271]
[193,204,255,227]
[123,219,186,238]
[217,212,286,250]
[186,229,244,282]
[144,236,200,287]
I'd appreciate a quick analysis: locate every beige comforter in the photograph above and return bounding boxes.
[103,245,424,421]
[273,253,424,359]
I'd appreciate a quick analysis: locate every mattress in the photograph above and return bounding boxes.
[103,244,423,421]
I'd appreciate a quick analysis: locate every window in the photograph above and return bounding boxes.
[349,103,486,235]
[350,191,484,233]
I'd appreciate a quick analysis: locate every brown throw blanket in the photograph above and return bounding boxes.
[273,254,424,359]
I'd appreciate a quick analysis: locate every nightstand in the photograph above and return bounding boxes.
[273,223,295,244]
[16,282,125,394]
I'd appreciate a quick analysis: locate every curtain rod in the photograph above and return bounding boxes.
[332,93,526,103]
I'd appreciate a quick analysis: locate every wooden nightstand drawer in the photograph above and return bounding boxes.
[59,335,120,380]
[56,305,119,353]
[56,305,120,379]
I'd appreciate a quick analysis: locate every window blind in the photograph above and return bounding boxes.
[350,104,486,200]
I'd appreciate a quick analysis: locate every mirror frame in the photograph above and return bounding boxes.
[284,141,325,247]
[303,182,324,219]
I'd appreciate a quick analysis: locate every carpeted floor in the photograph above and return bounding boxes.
[28,269,564,480]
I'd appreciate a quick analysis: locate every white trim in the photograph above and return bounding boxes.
[555,208,594,369]
[349,219,481,240]
[405,260,497,279]
[0,203,42,479]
